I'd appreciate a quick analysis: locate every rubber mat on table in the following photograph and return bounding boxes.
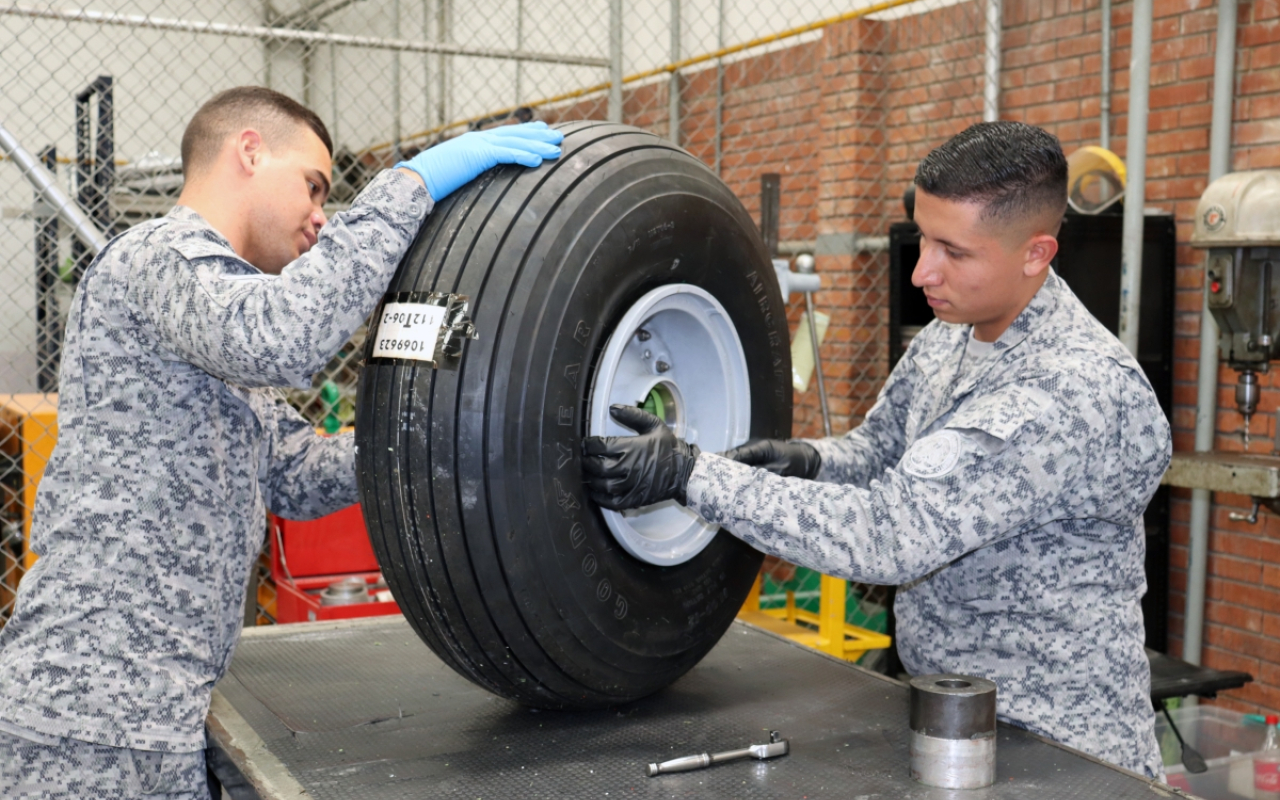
[212,617,1179,800]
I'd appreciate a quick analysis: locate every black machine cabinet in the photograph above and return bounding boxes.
[887,210,1177,652]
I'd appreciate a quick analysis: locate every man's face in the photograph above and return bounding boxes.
[911,189,1053,341]
[242,127,332,274]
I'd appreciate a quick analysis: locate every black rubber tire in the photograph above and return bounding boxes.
[356,122,791,709]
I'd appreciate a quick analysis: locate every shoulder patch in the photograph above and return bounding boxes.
[171,239,241,262]
[901,430,964,479]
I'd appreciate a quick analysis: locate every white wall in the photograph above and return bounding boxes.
[0,1,264,392]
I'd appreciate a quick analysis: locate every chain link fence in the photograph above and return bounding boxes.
[1,0,996,663]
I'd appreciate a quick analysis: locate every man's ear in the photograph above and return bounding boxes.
[1023,233,1058,278]
[235,129,265,175]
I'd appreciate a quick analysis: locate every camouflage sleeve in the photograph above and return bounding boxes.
[686,379,1102,585]
[802,355,915,488]
[128,170,431,389]
[256,390,357,521]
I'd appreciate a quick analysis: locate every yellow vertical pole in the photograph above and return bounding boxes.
[743,571,762,612]
[819,574,847,658]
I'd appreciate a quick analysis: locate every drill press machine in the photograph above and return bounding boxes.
[1192,169,1280,446]
[1164,170,1280,523]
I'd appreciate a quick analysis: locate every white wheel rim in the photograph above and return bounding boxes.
[588,284,751,566]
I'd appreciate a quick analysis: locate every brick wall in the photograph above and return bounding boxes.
[1177,0,1280,717]
[813,0,1280,719]
[909,0,1280,718]
[933,0,1280,718]
[1031,0,1280,719]
[555,0,1280,717]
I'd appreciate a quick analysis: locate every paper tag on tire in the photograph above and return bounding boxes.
[372,302,448,362]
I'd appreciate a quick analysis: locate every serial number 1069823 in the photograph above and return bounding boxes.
[370,302,448,362]
[376,338,430,354]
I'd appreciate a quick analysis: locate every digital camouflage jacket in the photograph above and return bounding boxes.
[0,170,431,751]
[687,272,1171,778]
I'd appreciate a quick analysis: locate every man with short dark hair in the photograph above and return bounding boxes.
[584,121,1171,777]
[0,85,561,798]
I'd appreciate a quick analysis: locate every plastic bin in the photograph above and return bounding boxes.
[1155,706,1269,799]
[269,505,400,624]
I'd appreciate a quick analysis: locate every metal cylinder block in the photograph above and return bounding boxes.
[908,674,997,789]
[320,577,370,606]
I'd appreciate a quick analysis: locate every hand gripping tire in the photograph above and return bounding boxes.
[356,122,791,708]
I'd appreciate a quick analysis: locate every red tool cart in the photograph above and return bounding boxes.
[269,503,400,623]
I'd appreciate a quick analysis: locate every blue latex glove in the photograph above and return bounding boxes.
[396,121,564,202]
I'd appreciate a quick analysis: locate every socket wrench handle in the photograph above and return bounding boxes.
[647,754,711,776]
[646,731,789,777]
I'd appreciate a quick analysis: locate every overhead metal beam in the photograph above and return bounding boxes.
[3,4,609,67]
[365,0,929,154]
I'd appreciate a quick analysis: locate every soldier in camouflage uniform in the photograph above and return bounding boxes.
[585,122,1171,779]
[0,87,561,798]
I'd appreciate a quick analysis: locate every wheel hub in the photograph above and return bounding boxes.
[588,284,751,566]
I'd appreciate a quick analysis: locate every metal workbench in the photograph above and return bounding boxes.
[207,616,1183,799]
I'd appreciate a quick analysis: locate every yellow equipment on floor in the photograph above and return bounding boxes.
[0,394,58,580]
[737,571,891,663]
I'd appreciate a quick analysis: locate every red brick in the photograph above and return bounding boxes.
[1215,578,1280,612]
[1177,55,1216,81]
[1206,601,1265,634]
[1236,120,1280,145]
[1027,58,1084,85]
[1183,8,1223,34]
[1058,32,1101,58]
[1152,17,1183,41]
[1149,80,1210,108]
[1153,35,1210,64]
[1202,645,1261,675]
[1178,103,1213,128]
[1154,0,1214,17]
[1209,553,1264,583]
[1256,0,1280,21]
[1148,128,1210,155]
[1241,69,1280,96]
[1206,624,1280,663]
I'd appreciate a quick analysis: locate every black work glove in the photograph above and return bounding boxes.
[582,405,702,511]
[719,439,822,479]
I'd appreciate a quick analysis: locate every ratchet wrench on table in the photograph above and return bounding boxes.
[646,730,789,777]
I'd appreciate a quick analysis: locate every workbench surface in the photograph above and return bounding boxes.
[208,616,1180,799]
